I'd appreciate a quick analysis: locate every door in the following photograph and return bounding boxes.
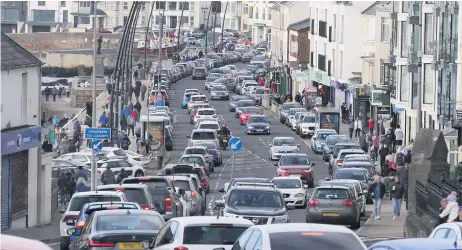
[1,156,11,231]
[99,17,104,28]
[170,16,177,29]
[63,10,68,23]
[73,15,78,27]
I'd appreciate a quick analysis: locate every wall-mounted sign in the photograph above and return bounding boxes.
[377,106,391,114]
[371,90,384,106]
[1,126,42,155]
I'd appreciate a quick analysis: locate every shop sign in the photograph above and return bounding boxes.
[377,106,391,114]
[371,90,384,106]
[310,68,330,86]
[1,126,42,155]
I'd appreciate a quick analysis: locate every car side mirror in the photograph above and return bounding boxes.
[186,135,190,138]
[324,177,331,181]
[273,162,278,166]
[142,239,155,249]
[213,248,226,250]
[60,210,65,214]
[313,137,317,140]
[297,144,301,147]
[311,163,316,166]
[218,187,225,192]
[178,188,186,196]
[268,144,272,147]
[66,219,75,226]
[303,185,308,189]
[286,203,295,210]
[67,228,76,236]
[214,200,224,207]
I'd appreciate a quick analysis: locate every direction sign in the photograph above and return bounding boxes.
[84,127,111,140]
[228,137,243,152]
[91,140,103,152]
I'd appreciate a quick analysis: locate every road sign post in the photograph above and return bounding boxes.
[228,137,243,181]
[85,128,111,191]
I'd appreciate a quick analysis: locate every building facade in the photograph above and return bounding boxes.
[245,1,273,44]
[221,1,241,31]
[1,33,48,231]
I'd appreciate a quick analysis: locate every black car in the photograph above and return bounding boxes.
[68,210,165,250]
[322,135,350,161]
[245,115,271,135]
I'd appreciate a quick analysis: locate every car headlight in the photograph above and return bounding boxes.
[273,215,289,223]
[272,149,280,153]
[265,126,270,129]
[294,148,299,153]
[211,92,217,95]
[223,212,239,218]
[294,193,305,197]
[247,126,254,129]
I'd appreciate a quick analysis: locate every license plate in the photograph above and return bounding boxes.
[323,213,340,217]
[119,242,142,249]
[291,174,301,177]
[223,139,228,142]
[256,129,264,132]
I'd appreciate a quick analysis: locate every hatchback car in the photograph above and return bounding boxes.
[239,107,262,125]
[183,146,213,166]
[210,85,230,100]
[200,142,223,166]
[167,175,206,216]
[229,95,249,112]
[245,115,270,135]
[268,137,300,161]
[285,108,308,127]
[96,183,155,211]
[187,129,218,147]
[322,135,350,161]
[192,67,207,80]
[330,149,366,174]
[311,129,337,154]
[272,177,308,208]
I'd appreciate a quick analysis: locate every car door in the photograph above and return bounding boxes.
[190,177,205,208]
[244,230,262,250]
[153,221,179,249]
[354,182,365,210]
[231,230,254,250]
[431,228,449,239]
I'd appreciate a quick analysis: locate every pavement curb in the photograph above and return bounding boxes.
[355,213,376,236]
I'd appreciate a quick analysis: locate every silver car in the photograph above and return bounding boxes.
[269,137,301,161]
[210,85,230,100]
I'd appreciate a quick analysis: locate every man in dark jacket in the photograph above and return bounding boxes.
[368,175,386,220]
[198,50,203,58]
[134,101,142,117]
[390,176,405,219]
[121,134,131,150]
[397,165,409,202]
[379,145,390,168]
[359,132,368,153]
[101,166,115,185]
[116,168,129,184]
[75,165,88,181]
[58,173,68,205]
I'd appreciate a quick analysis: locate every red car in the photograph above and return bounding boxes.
[275,153,315,188]
[239,107,263,125]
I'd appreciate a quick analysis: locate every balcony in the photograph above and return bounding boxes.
[319,21,327,38]
[318,54,326,71]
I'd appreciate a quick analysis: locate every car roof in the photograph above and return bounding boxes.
[197,108,215,111]
[251,223,358,234]
[98,184,146,189]
[170,216,254,226]
[94,209,161,216]
[192,129,216,133]
[71,191,123,197]
[338,149,365,153]
[273,137,295,140]
[231,185,278,192]
[232,177,270,182]
[343,161,373,166]
[370,238,462,249]
[315,185,351,190]
[272,176,303,181]
[166,175,190,181]
[336,168,367,172]
[181,154,206,159]
[316,129,336,133]
[322,179,361,185]
[191,95,206,97]
[199,121,219,125]
[247,115,266,118]
[281,153,308,157]
[185,146,207,150]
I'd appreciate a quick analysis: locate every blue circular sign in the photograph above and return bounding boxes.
[228,137,243,152]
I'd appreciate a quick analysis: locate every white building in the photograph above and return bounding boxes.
[1,33,49,231]
[221,1,242,31]
[25,1,72,32]
[245,1,274,44]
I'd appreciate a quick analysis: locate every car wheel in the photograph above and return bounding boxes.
[351,215,361,229]
[361,206,366,216]
[60,239,69,250]
[134,170,144,177]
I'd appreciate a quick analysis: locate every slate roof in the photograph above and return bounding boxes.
[1,32,43,70]
[288,18,310,31]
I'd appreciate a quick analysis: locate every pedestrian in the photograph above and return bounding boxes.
[45,86,50,101]
[58,88,63,99]
[135,127,141,139]
[106,82,112,95]
[394,125,404,152]
[368,175,386,220]
[116,168,129,184]
[75,165,88,181]
[67,88,70,98]
[101,166,116,185]
[198,50,203,58]
[157,143,166,170]
[71,129,81,152]
[59,135,69,155]
[67,176,76,200]
[372,135,380,157]
[354,117,362,138]
[141,84,147,102]
[397,163,409,201]
[99,111,108,127]
[395,152,405,167]
[127,84,134,102]
[368,117,374,135]
[390,176,405,220]
[122,105,132,118]
[52,115,59,127]
[120,116,128,132]
[127,114,136,136]
[52,87,57,102]
[134,84,141,101]
[75,177,89,193]
[86,101,93,117]
[134,100,142,118]
[341,103,347,121]
[379,144,389,168]
[348,118,354,139]
[359,131,368,153]
[439,192,459,223]
[404,149,412,164]
[121,133,131,150]
[73,119,81,133]
[139,141,147,155]
[58,173,68,205]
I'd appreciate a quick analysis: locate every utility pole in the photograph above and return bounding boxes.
[90,0,98,191]
[212,10,217,51]
[204,2,213,52]
[157,9,164,99]
[221,1,229,52]
[145,2,155,71]
[177,1,185,59]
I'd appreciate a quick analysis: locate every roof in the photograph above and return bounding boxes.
[98,183,146,189]
[71,8,107,16]
[253,223,357,234]
[343,161,373,166]
[71,190,124,197]
[94,209,161,216]
[170,216,254,226]
[288,18,311,31]
[1,32,43,70]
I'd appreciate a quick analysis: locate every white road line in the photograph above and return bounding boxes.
[258,137,268,147]
[207,156,233,214]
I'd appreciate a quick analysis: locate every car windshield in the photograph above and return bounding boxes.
[247,116,267,123]
[272,179,302,189]
[199,124,219,130]
[333,170,366,181]
[289,109,305,115]
[280,156,310,166]
[325,136,349,146]
[282,103,301,110]
[117,188,148,206]
[96,214,163,231]
[242,108,260,114]
[213,86,227,91]
[314,188,350,199]
[191,96,207,102]
[245,83,257,87]
[273,139,296,146]
[228,190,283,208]
[169,179,191,191]
[302,116,316,123]
[104,149,126,156]
[334,145,361,156]
[69,196,122,211]
[206,77,218,83]
[317,133,336,141]
[191,132,215,140]
[268,232,364,250]
[255,88,265,94]
[232,96,247,102]
[198,110,215,115]
[238,101,254,107]
[195,68,206,73]
[345,156,370,162]
[180,157,205,165]
[183,226,248,245]
[185,149,206,155]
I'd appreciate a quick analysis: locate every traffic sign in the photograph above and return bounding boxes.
[228,137,243,152]
[91,140,103,152]
[84,127,111,140]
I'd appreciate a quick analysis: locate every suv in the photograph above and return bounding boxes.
[298,114,317,138]
[328,168,373,204]
[275,153,316,188]
[183,146,214,167]
[187,129,219,147]
[167,175,206,216]
[96,159,145,184]
[194,108,217,123]
[279,102,302,124]
[97,183,155,211]
[179,154,214,173]
[192,67,207,80]
[285,108,308,127]
[59,191,127,250]
[218,186,294,225]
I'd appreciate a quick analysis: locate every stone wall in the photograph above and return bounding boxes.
[7,32,121,52]
[71,88,105,108]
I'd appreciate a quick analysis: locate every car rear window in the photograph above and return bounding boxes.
[170,180,191,191]
[333,145,362,156]
[123,179,169,191]
[192,96,207,102]
[107,149,126,156]
[192,132,215,140]
[303,116,316,123]
[185,149,206,155]
[213,86,227,91]
[183,226,248,245]
[340,152,364,159]
[96,214,163,231]
[180,157,205,166]
[198,110,215,115]
[69,196,123,211]
[314,188,350,199]
[238,101,254,107]
[195,68,206,73]
[100,188,148,206]
[333,170,366,181]
[199,124,219,130]
[269,232,364,250]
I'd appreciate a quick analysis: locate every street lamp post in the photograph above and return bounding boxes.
[91,0,98,191]
[201,7,208,31]
[204,2,213,53]
[220,1,229,52]
[177,1,185,60]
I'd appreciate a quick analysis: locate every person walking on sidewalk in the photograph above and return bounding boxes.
[157,143,166,170]
[348,118,355,139]
[354,117,362,138]
[101,166,116,185]
[390,176,405,220]
[394,125,404,152]
[369,175,386,220]
[359,131,368,153]
[141,84,147,102]
[127,114,136,137]
[121,133,131,150]
[368,117,375,135]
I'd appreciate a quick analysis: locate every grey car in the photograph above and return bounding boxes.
[279,102,302,124]
[210,85,229,100]
[229,95,248,112]
[322,135,350,161]
[328,168,374,204]
[306,185,361,229]
[246,115,271,135]
[192,67,207,80]
[212,77,237,92]
[269,137,301,161]
[235,100,256,118]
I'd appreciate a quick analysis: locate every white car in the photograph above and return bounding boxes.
[241,81,258,95]
[184,88,200,96]
[272,177,308,207]
[194,108,218,123]
[194,117,220,128]
[96,159,145,184]
[196,120,220,131]
[430,222,462,240]
[268,137,300,161]
[187,129,219,147]
[123,150,150,166]
[298,114,317,137]
[149,105,171,116]
[145,216,254,250]
[62,147,149,167]
[59,191,127,250]
[310,129,337,151]
[188,94,208,111]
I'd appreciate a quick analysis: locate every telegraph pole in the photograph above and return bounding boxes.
[204,2,213,52]
[145,2,155,71]
[157,9,165,98]
[221,1,229,52]
[212,11,217,51]
[91,0,98,190]
[177,1,185,59]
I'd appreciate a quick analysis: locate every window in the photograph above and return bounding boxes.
[1,8,20,21]
[190,2,194,11]
[244,4,248,14]
[381,17,389,42]
[231,231,254,250]
[80,2,91,7]
[424,14,434,54]
[106,2,117,11]
[123,2,128,10]
[155,15,166,25]
[38,1,45,6]
[190,16,194,27]
[180,16,188,25]
[423,64,435,104]
[230,2,237,14]
[243,23,248,30]
[332,49,336,77]
[155,2,166,10]
[179,2,189,11]
[400,21,408,57]
[60,1,66,7]
[268,11,271,20]
[340,15,344,43]
[400,65,409,102]
[402,1,409,12]
[249,6,253,18]
[32,10,55,22]
[245,230,262,249]
[123,16,128,25]
[168,2,177,10]
[140,15,146,25]
[446,229,457,240]
[339,50,343,78]
[432,229,448,239]
[262,8,265,20]
[255,7,259,19]
[332,14,337,42]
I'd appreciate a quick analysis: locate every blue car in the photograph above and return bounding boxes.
[70,202,140,244]
[202,142,223,166]
[182,94,191,109]
[312,132,336,154]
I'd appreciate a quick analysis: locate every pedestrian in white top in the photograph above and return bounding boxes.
[394,125,404,152]
[439,191,459,223]
[354,117,362,138]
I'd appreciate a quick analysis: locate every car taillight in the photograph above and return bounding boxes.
[195,115,199,119]
[215,151,219,156]
[165,197,172,212]
[191,190,197,197]
[174,246,189,250]
[188,140,193,146]
[337,160,343,164]
[308,199,320,207]
[212,115,217,118]
[277,168,286,173]
[89,239,115,247]
[343,200,355,207]
[303,168,312,173]
[141,205,151,210]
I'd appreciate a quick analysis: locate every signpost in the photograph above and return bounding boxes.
[84,127,111,190]
[228,137,243,180]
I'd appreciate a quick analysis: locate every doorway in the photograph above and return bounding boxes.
[170,16,177,29]
[73,16,78,27]
[63,10,68,24]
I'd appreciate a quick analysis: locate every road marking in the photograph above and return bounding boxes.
[208,156,233,215]
[258,137,267,147]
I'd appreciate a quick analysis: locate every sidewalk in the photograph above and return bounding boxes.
[357,199,406,240]
[3,211,62,244]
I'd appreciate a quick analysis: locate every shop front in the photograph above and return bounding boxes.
[293,70,310,97]
[310,68,331,107]
[351,87,371,129]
